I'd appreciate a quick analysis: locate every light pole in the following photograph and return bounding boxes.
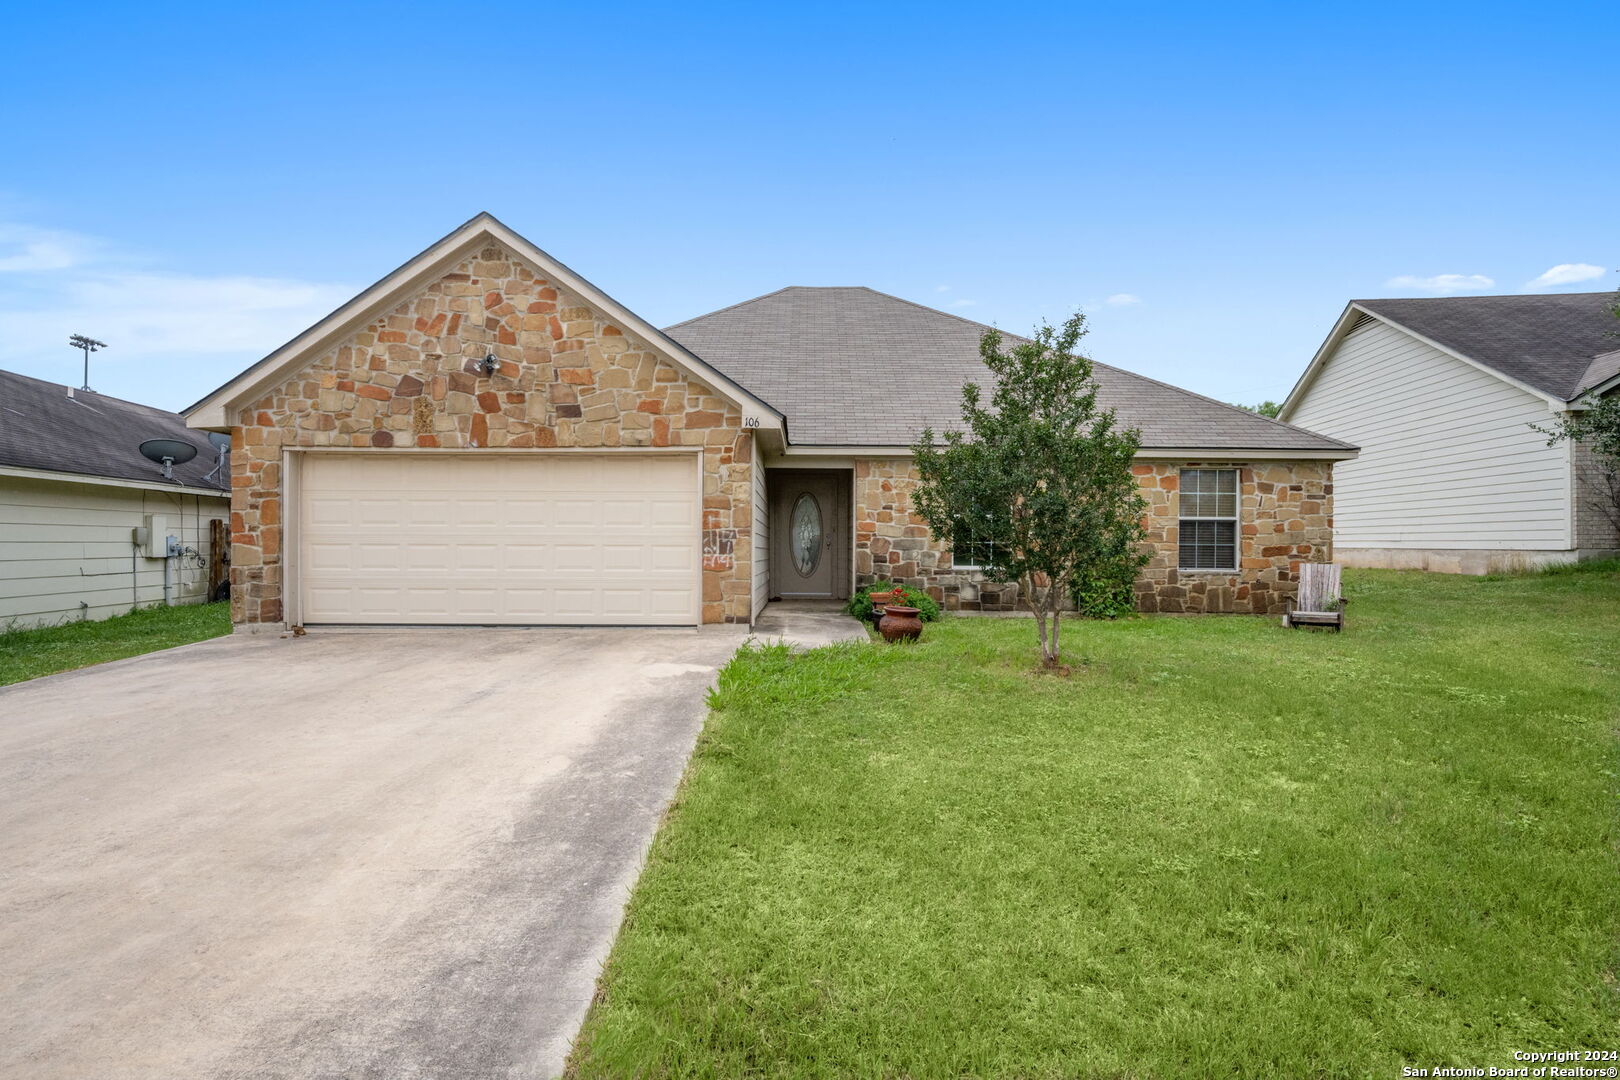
[68,334,106,391]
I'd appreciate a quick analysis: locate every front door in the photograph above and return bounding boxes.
[772,472,843,598]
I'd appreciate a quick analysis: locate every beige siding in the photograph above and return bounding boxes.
[1288,317,1571,550]
[751,462,769,620]
[0,476,228,629]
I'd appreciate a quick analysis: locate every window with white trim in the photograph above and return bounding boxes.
[1178,468,1238,570]
[950,509,1002,571]
[953,532,999,571]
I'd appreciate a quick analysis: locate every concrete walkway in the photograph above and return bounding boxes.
[751,600,871,649]
[0,625,748,1080]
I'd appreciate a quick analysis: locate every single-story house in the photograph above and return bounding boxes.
[1280,292,1620,573]
[1,369,230,628]
[182,213,1356,631]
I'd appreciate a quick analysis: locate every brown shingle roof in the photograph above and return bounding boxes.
[665,287,1354,452]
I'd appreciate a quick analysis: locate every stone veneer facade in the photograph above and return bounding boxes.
[853,459,1334,615]
[1572,436,1620,554]
[230,244,754,627]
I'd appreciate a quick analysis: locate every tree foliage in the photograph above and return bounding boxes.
[1535,391,1620,536]
[1234,400,1283,418]
[910,313,1149,667]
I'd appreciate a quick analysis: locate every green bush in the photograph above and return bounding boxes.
[846,580,942,623]
[1069,563,1140,619]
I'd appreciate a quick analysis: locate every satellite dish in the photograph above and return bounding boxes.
[139,438,198,480]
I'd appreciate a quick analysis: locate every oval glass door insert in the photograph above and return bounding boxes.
[790,493,823,577]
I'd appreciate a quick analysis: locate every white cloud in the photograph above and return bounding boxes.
[1525,263,1606,289]
[949,298,977,309]
[934,284,951,293]
[1384,273,1495,295]
[1104,293,1142,307]
[0,224,101,272]
[0,223,353,372]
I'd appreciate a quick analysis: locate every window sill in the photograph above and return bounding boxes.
[1176,567,1239,574]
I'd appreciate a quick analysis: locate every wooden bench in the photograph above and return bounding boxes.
[1283,562,1345,631]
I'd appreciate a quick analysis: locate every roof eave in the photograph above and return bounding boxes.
[777,443,1358,461]
[0,462,230,497]
[1576,372,1620,400]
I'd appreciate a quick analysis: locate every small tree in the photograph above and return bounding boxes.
[911,313,1149,668]
[1534,391,1620,537]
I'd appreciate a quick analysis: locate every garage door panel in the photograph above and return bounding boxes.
[552,544,598,571]
[457,500,501,528]
[451,544,501,571]
[602,501,645,527]
[306,497,354,528]
[506,499,549,526]
[601,544,645,572]
[551,499,600,528]
[298,454,699,625]
[601,590,649,615]
[405,544,453,571]
[649,544,690,571]
[551,589,597,617]
[397,587,450,616]
[649,589,693,615]
[353,496,402,522]
[504,589,551,617]
[405,499,452,527]
[357,543,402,571]
[306,542,356,572]
[503,544,548,571]
[649,498,693,527]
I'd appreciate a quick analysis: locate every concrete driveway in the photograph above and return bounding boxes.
[0,625,748,1080]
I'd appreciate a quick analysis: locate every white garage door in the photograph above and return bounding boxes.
[297,453,699,625]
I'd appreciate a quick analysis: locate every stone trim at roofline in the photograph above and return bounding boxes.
[851,459,1334,615]
[228,244,754,627]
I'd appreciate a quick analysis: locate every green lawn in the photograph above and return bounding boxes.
[570,565,1620,1079]
[0,602,231,686]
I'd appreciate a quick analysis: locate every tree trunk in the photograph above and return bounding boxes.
[1021,572,1050,664]
[1047,586,1062,666]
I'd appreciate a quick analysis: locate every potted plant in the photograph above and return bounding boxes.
[866,587,896,625]
[877,602,924,643]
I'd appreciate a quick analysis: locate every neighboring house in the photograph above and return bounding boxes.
[183,213,1356,631]
[1280,293,1620,574]
[0,370,230,628]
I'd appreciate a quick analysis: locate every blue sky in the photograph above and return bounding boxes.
[2,1,1614,413]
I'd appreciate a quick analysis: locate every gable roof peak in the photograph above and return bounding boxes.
[182,214,783,430]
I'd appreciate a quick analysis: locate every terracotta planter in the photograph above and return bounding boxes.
[878,605,924,643]
[866,591,895,625]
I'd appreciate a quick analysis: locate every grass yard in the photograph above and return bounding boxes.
[570,565,1620,1079]
[0,602,231,686]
